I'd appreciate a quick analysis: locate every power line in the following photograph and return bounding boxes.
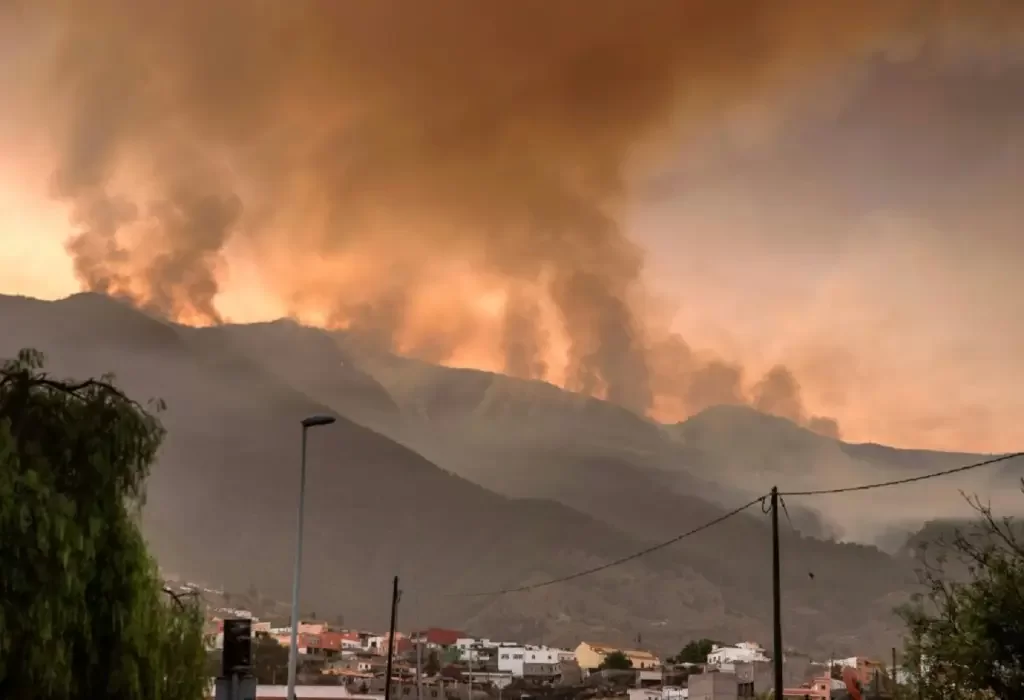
[780,451,1024,497]
[435,450,1023,599]
[445,494,767,598]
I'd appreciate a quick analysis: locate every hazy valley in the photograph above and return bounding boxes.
[2,292,1018,657]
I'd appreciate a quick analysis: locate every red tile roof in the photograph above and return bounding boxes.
[418,628,463,646]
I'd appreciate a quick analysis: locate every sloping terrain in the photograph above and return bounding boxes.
[193,316,922,652]
[0,293,733,650]
[666,405,1019,543]
[309,332,1012,547]
[0,293,947,655]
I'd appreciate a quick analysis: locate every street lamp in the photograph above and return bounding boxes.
[287,414,337,700]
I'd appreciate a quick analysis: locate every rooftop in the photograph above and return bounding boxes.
[585,643,660,661]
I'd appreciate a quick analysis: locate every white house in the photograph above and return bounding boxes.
[706,642,769,666]
[557,649,575,663]
[628,689,688,700]
[497,646,528,676]
[497,645,563,678]
[455,637,493,662]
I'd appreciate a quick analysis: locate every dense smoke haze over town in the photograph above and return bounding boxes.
[1,0,1023,453]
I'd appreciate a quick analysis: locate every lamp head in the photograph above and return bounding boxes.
[301,414,337,428]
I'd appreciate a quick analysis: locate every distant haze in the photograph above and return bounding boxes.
[2,1,1024,451]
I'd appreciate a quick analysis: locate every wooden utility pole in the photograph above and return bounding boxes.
[892,647,898,697]
[417,637,424,700]
[384,576,400,700]
[771,486,784,700]
[467,638,473,700]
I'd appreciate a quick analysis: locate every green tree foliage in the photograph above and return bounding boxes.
[669,638,718,665]
[424,649,441,676]
[598,650,633,671]
[899,492,1024,700]
[252,633,290,685]
[0,349,206,699]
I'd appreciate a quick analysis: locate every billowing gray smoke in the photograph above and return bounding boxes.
[17,0,1024,427]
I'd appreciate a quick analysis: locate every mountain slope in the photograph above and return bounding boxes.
[191,316,923,653]
[0,293,780,650]
[665,404,1019,543]
[1,293,951,655]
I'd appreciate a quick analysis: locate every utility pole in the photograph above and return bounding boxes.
[467,638,473,700]
[770,486,784,700]
[417,635,424,700]
[385,576,400,700]
[892,647,897,697]
[635,633,642,689]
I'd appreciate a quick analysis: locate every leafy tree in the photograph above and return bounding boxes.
[205,651,223,679]
[252,633,291,685]
[899,491,1024,700]
[669,638,719,665]
[599,650,634,671]
[425,649,441,676]
[0,349,206,699]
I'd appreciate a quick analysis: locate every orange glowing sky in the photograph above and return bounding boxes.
[2,2,1024,454]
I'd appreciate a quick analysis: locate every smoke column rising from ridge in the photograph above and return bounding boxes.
[11,0,1024,429]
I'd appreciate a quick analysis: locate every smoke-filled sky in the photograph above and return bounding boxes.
[1,1,1023,452]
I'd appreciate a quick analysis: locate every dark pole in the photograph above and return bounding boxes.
[771,486,784,700]
[892,647,897,697]
[385,576,400,700]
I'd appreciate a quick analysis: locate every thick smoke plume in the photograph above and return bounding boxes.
[24,0,1024,429]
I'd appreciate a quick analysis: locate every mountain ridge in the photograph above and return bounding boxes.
[5,291,1012,656]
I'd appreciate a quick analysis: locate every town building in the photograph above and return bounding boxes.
[706,642,769,666]
[465,670,514,689]
[628,689,687,700]
[454,638,494,663]
[836,656,886,687]
[326,655,384,675]
[781,676,844,698]
[255,685,381,698]
[688,671,745,699]
[574,642,662,672]
[298,621,331,635]
[496,645,565,680]
[412,628,464,651]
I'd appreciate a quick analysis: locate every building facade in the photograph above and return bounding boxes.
[497,645,561,677]
[574,642,662,671]
[688,671,741,700]
[706,642,769,666]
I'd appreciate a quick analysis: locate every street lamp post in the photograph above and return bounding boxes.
[287,414,337,700]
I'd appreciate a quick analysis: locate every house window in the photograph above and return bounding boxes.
[501,654,509,660]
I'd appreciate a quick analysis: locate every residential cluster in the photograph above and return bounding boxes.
[202,604,901,700]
